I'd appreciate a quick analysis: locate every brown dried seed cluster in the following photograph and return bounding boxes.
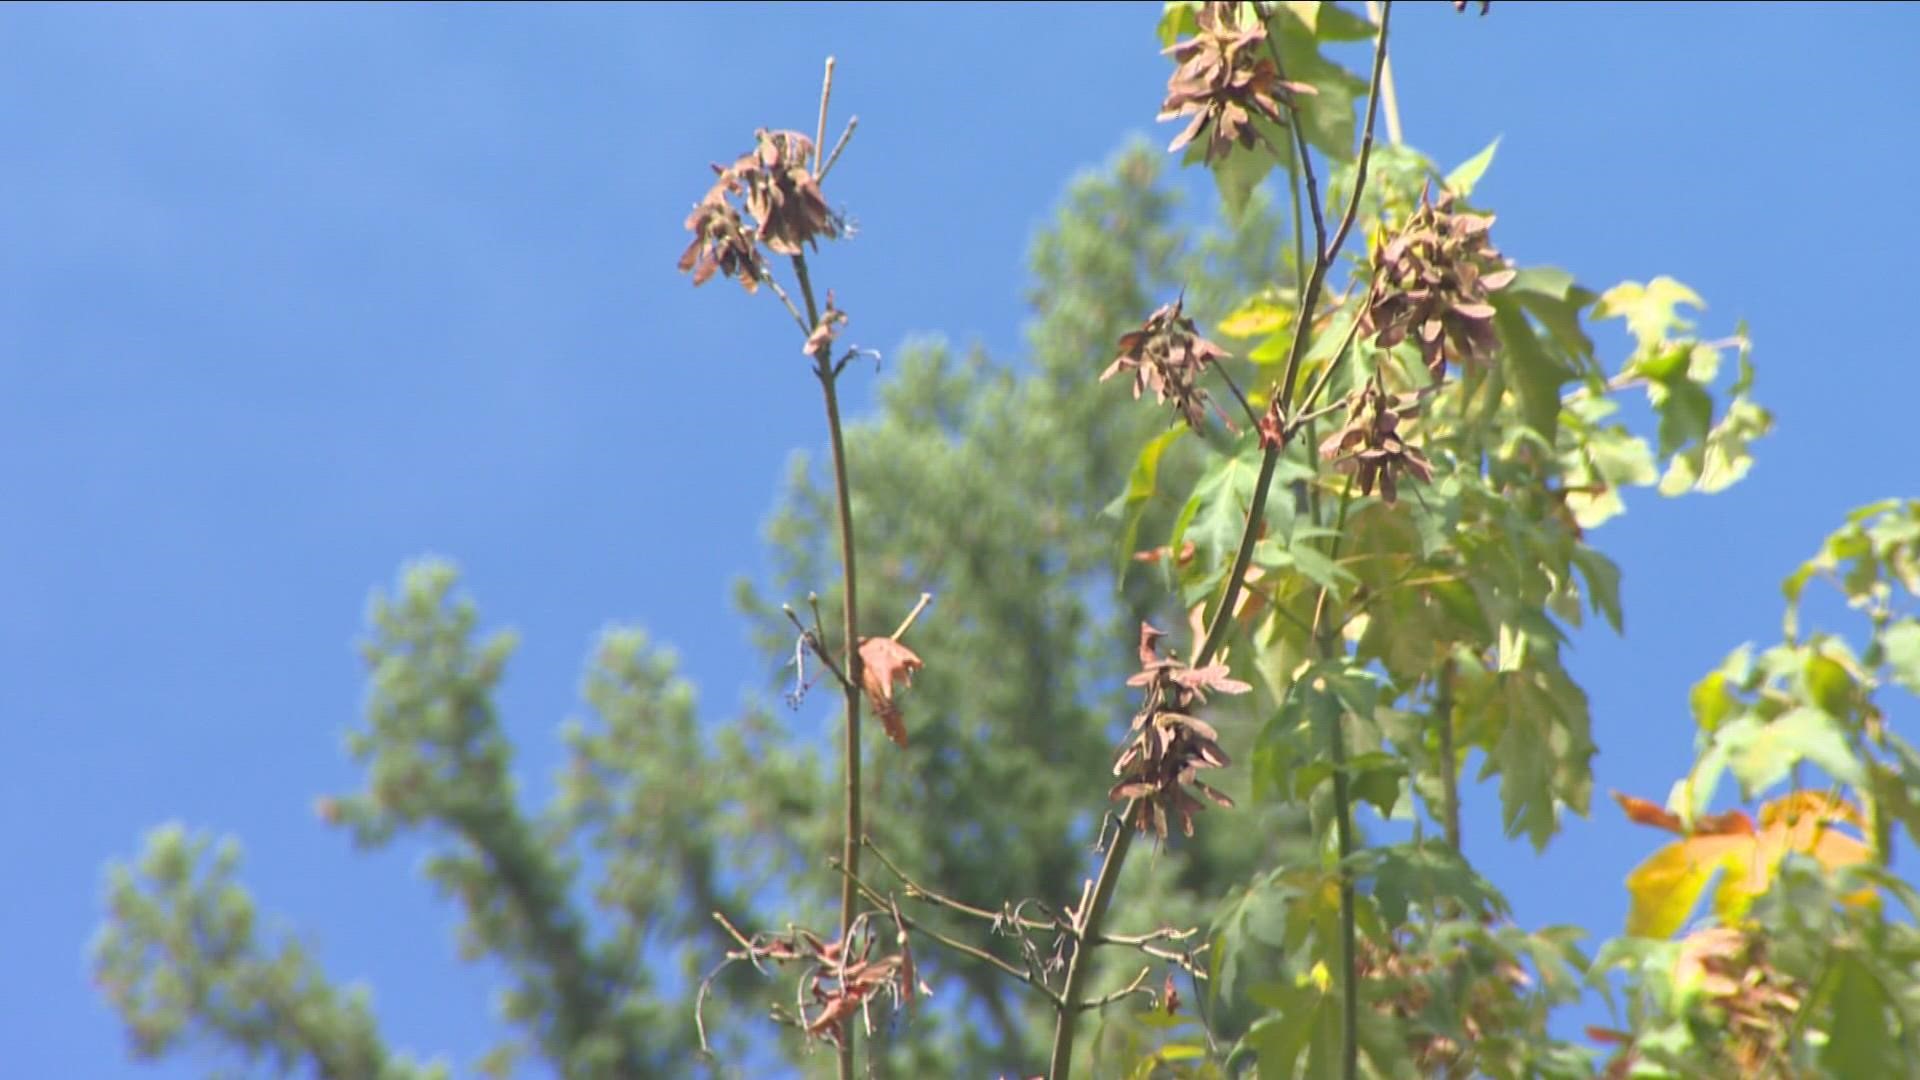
[1110,623,1247,839]
[1361,187,1516,380]
[678,128,838,293]
[1101,296,1235,433]
[1597,926,1802,1079]
[1358,930,1531,1075]
[1159,2,1314,164]
[1318,373,1433,505]
[733,129,835,256]
[679,188,763,292]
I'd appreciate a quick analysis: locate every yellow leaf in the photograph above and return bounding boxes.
[1218,296,1293,339]
[1620,789,1875,937]
[1624,833,1744,938]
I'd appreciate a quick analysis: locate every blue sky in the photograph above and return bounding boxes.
[3,3,1915,1076]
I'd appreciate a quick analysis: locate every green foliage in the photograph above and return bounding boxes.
[89,4,1920,1078]
[93,824,447,1079]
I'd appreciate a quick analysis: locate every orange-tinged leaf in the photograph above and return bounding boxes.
[1758,790,1862,830]
[1693,809,1756,836]
[1613,790,1685,834]
[859,637,924,748]
[1622,789,1876,937]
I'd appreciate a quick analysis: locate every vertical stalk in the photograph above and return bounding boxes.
[1363,1,1403,146]
[807,297,864,1080]
[799,60,863,1080]
[1436,660,1460,852]
[1045,8,1393,1076]
[1310,479,1360,1080]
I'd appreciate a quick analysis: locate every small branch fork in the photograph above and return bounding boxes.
[853,839,1211,1004]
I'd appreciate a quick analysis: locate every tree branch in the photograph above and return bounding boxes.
[864,837,1055,933]
[832,858,1065,1007]
[1046,10,1394,1077]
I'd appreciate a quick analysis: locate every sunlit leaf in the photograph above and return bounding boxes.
[1443,136,1500,198]
[1714,708,1862,798]
[1595,277,1705,350]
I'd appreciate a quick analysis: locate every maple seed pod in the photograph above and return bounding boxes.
[1361,187,1516,380]
[1109,622,1247,839]
[1100,296,1236,434]
[1159,3,1315,165]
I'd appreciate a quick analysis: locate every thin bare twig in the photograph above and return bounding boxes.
[1214,362,1264,431]
[784,603,852,691]
[814,58,835,173]
[831,858,1065,1006]
[1077,966,1157,1012]
[821,117,859,183]
[890,593,934,641]
[864,838,1054,933]
[761,270,812,336]
[792,56,865,1080]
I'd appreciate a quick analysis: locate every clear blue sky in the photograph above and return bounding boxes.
[3,3,1915,1076]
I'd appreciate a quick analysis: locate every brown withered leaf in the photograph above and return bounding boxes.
[1257,397,1287,450]
[1159,3,1315,164]
[678,181,764,293]
[859,637,924,748]
[804,290,848,356]
[1318,373,1434,505]
[1101,296,1235,433]
[1361,187,1514,379]
[1111,622,1249,839]
[736,129,836,257]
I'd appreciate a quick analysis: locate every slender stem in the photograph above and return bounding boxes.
[865,837,1052,932]
[817,352,863,1080]
[783,604,851,690]
[761,271,812,336]
[889,592,934,641]
[1045,12,1393,1078]
[814,58,835,173]
[1076,966,1155,1012]
[1364,1,1404,146]
[796,60,861,1070]
[1288,140,1307,294]
[1310,476,1360,1080]
[832,859,1062,1005]
[821,118,859,183]
[1214,362,1263,432]
[1044,817,1136,1079]
[1436,660,1461,852]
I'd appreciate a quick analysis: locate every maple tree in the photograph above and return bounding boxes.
[89,3,1920,1078]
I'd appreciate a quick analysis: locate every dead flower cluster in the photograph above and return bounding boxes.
[1318,372,1433,505]
[1110,623,1247,839]
[1159,2,1314,164]
[1101,296,1235,434]
[1361,187,1516,380]
[679,128,838,293]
